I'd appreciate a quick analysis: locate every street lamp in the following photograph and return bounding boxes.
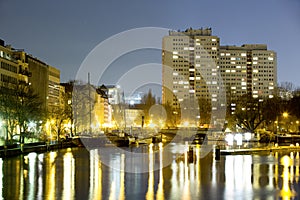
[283,112,289,118]
[283,112,289,133]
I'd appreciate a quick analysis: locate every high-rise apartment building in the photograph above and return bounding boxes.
[162,28,277,126]
[219,44,277,101]
[162,28,225,126]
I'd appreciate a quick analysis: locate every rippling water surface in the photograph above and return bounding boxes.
[1,144,300,199]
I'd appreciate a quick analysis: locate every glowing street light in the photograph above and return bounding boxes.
[235,133,243,146]
[283,112,289,118]
[225,134,234,146]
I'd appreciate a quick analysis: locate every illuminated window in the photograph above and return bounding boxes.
[173,51,178,54]
[231,57,236,60]
[253,57,258,60]
[189,68,195,71]
[268,57,273,61]
[253,95,258,98]
[220,53,225,56]
[212,47,217,50]
[173,72,178,76]
[242,87,246,90]
[212,38,216,42]
[241,82,246,86]
[253,61,257,64]
[236,66,241,68]
[241,53,246,57]
[253,69,258,73]
[226,53,230,56]
[173,55,178,59]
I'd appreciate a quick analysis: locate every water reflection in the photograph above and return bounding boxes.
[1,146,300,199]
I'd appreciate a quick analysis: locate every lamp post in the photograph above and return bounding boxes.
[283,112,289,133]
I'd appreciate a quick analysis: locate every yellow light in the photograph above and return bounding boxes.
[283,112,289,118]
[183,121,189,127]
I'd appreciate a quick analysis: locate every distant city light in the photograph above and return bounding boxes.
[235,134,243,146]
[225,134,234,146]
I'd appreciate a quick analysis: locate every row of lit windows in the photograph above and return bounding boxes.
[220,57,246,61]
[220,53,247,57]
[219,61,246,65]
[220,66,247,69]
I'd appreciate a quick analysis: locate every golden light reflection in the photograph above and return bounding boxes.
[156,144,164,200]
[170,160,178,199]
[146,143,154,200]
[89,149,102,200]
[182,146,190,200]
[119,154,125,200]
[62,151,75,200]
[280,155,295,199]
[45,152,56,200]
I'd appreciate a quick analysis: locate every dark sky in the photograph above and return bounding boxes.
[1,0,300,92]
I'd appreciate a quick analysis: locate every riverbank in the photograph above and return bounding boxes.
[0,140,76,158]
[2,137,300,158]
[221,145,300,155]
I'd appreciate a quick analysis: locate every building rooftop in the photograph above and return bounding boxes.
[169,27,212,36]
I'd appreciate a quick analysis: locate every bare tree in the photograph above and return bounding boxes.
[234,94,264,132]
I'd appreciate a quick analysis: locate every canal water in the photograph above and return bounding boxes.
[1,144,300,200]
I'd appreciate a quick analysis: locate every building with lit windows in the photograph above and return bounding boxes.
[162,28,277,126]
[162,28,225,127]
[48,66,61,111]
[0,39,29,88]
[0,39,62,111]
[219,44,277,101]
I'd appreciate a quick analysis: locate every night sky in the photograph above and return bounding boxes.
[1,0,300,95]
